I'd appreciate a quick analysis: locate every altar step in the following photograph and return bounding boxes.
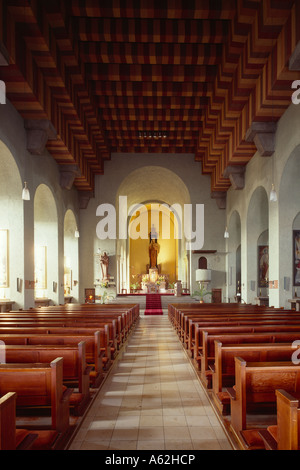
[112,294,194,311]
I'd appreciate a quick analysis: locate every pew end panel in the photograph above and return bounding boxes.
[0,392,60,450]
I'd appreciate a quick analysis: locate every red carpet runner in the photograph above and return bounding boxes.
[144,294,163,315]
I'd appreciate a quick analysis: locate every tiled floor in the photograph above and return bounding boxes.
[68,313,233,450]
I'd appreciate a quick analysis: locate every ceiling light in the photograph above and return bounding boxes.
[138,131,167,139]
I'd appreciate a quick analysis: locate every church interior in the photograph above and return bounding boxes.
[0,0,300,452]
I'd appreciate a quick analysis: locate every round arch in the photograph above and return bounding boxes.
[278,144,300,306]
[246,186,269,303]
[34,184,59,304]
[115,166,192,293]
[227,210,241,302]
[64,209,79,302]
[0,139,24,306]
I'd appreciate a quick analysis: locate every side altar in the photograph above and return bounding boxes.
[93,250,116,303]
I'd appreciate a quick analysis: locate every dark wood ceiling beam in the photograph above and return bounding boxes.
[84,63,217,82]
[109,146,196,153]
[97,95,210,110]
[71,17,230,43]
[103,121,202,131]
[99,108,204,121]
[89,81,214,97]
[78,42,223,66]
[197,1,298,188]
[69,1,237,20]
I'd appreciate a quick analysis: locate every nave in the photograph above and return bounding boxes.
[68,313,232,451]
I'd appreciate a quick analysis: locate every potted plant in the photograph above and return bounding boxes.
[192,284,212,303]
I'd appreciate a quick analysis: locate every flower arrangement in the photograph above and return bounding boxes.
[130,282,140,290]
[100,281,108,288]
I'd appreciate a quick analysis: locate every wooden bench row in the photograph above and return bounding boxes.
[168,302,300,450]
[0,303,140,450]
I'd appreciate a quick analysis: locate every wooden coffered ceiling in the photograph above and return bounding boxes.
[0,0,299,196]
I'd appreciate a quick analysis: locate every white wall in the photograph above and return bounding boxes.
[226,99,300,308]
[0,98,80,308]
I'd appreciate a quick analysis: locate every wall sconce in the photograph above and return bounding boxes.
[22,182,30,201]
[270,183,278,202]
[224,226,229,239]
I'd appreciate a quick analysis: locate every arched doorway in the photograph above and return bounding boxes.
[226,210,241,302]
[0,140,23,307]
[115,166,191,293]
[246,186,269,304]
[278,144,300,307]
[128,202,179,292]
[34,184,58,304]
[64,209,79,303]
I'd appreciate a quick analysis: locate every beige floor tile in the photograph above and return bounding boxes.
[115,414,140,428]
[111,427,139,441]
[192,439,223,450]
[185,415,212,427]
[163,425,191,440]
[188,426,218,441]
[164,440,194,450]
[68,313,232,451]
[139,414,164,427]
[108,440,137,450]
[138,426,164,441]
[84,428,114,443]
[137,440,165,450]
[163,415,187,427]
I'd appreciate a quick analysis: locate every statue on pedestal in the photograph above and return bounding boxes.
[100,252,109,281]
[149,239,160,269]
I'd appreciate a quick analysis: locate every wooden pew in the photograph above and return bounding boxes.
[168,304,300,348]
[196,326,300,382]
[171,303,300,348]
[227,358,300,446]
[185,316,300,356]
[0,332,104,388]
[181,310,300,350]
[211,341,298,416]
[0,393,39,450]
[0,319,118,359]
[168,303,292,334]
[258,389,300,450]
[5,314,125,351]
[9,302,140,344]
[0,358,73,449]
[2,342,92,416]
[0,325,112,373]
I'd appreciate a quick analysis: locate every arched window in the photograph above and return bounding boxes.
[198,256,207,269]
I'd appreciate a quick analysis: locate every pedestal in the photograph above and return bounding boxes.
[289,299,300,311]
[255,296,269,307]
[0,300,15,312]
[174,281,182,297]
[149,268,158,283]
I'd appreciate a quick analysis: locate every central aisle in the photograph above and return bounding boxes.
[69,313,233,451]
